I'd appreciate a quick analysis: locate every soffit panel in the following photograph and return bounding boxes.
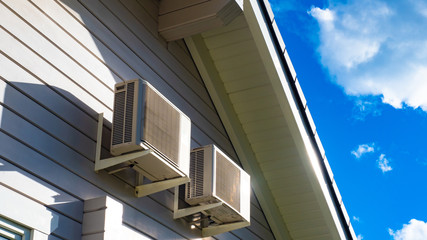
[192,13,340,240]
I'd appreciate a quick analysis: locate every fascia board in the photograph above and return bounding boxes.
[242,0,347,239]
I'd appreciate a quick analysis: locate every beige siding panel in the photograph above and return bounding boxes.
[287,217,329,231]
[219,61,266,83]
[263,166,307,182]
[273,192,319,209]
[273,187,317,206]
[259,157,301,172]
[228,85,274,104]
[224,73,269,93]
[290,226,332,240]
[254,150,299,166]
[246,127,294,144]
[279,199,321,215]
[204,28,253,50]
[280,209,324,223]
[238,106,282,124]
[267,173,311,191]
[243,116,286,133]
[233,98,278,114]
[214,52,261,72]
[250,137,296,154]
[201,14,247,38]
[209,40,257,61]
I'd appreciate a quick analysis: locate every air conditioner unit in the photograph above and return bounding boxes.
[110,79,191,181]
[185,145,250,224]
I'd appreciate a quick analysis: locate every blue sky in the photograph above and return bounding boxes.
[268,0,427,239]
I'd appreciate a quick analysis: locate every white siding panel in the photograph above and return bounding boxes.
[0,185,81,239]
[0,0,274,239]
[1,1,114,107]
[168,40,203,82]
[0,54,97,140]
[0,132,187,239]
[110,0,159,38]
[5,0,122,87]
[0,158,83,222]
[0,80,95,160]
[0,26,113,121]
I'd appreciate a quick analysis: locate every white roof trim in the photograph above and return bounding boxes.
[184,0,355,239]
[243,0,347,239]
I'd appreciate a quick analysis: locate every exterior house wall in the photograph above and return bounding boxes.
[0,0,273,239]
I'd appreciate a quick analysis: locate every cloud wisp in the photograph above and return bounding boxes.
[308,0,427,111]
[389,219,427,240]
[351,144,393,172]
[377,154,392,173]
[351,144,375,158]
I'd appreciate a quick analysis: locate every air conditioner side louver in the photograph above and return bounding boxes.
[185,145,250,224]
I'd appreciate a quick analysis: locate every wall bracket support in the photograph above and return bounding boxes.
[173,187,249,236]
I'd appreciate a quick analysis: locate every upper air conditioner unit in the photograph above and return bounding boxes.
[110,79,191,181]
[185,145,250,224]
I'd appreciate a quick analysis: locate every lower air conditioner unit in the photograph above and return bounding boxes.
[110,79,191,181]
[185,145,250,224]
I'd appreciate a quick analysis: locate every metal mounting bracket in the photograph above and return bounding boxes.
[135,177,189,197]
[94,113,190,197]
[172,187,249,236]
[202,221,250,237]
[173,187,223,219]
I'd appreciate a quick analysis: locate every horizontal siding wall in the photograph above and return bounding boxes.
[0,0,273,239]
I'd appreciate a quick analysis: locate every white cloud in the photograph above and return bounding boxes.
[309,0,427,111]
[351,144,375,158]
[389,219,427,240]
[378,154,392,172]
[353,97,383,120]
[308,7,335,23]
[357,234,364,240]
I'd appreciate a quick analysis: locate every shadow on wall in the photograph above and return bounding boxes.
[0,73,192,240]
[0,79,106,239]
[0,0,211,238]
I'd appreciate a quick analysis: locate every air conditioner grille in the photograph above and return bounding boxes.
[215,151,240,212]
[112,90,125,145]
[144,86,180,166]
[124,82,135,143]
[188,149,204,198]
